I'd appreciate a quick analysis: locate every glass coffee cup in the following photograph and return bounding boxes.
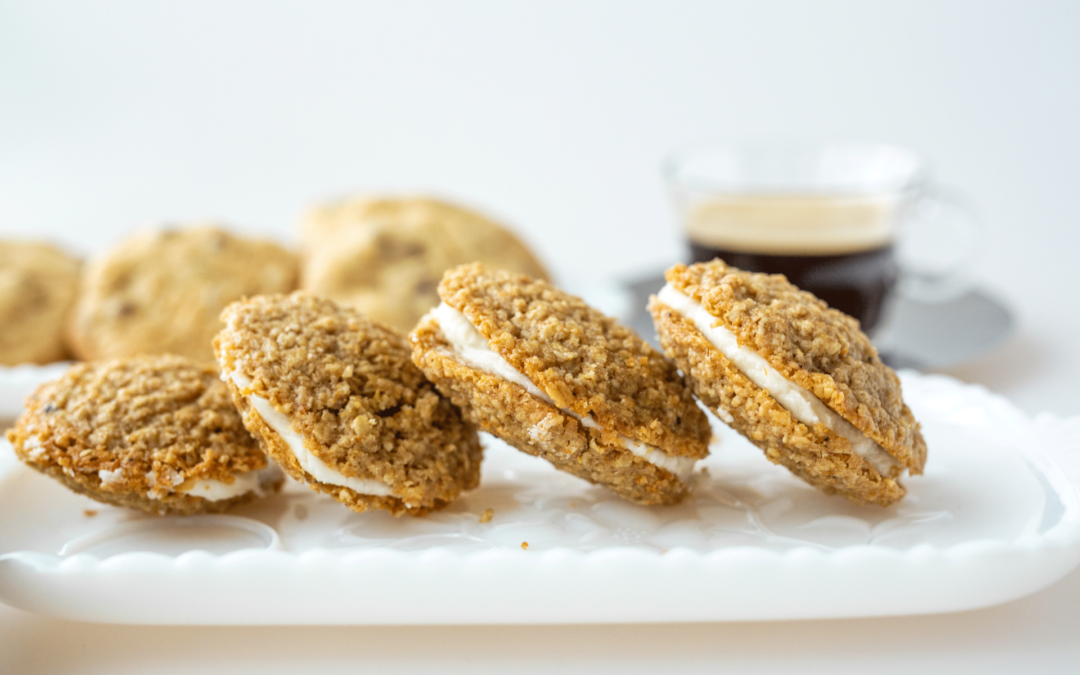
[663,142,979,335]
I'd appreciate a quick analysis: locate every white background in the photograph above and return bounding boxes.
[2,1,1078,672]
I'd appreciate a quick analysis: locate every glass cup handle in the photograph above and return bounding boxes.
[896,185,982,303]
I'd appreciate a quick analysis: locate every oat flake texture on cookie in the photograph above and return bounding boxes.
[214,292,483,517]
[649,260,927,507]
[5,354,283,515]
[411,263,711,506]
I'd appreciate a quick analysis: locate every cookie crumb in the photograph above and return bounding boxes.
[83,509,98,517]
[479,507,494,523]
[521,541,529,551]
[295,504,309,521]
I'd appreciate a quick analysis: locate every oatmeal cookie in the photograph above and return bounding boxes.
[300,196,549,332]
[67,225,298,363]
[649,260,926,506]
[410,263,710,506]
[0,240,81,365]
[5,354,282,515]
[214,293,482,516]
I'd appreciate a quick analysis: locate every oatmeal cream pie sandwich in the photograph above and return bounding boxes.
[214,293,482,516]
[649,260,927,507]
[6,355,284,515]
[411,263,711,506]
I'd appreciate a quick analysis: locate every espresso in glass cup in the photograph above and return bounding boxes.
[664,143,974,335]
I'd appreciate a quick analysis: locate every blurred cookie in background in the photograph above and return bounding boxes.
[67,225,298,364]
[300,196,549,332]
[0,240,81,366]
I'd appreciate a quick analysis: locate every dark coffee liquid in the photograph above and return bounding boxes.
[690,242,898,334]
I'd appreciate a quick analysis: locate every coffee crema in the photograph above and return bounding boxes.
[686,194,899,333]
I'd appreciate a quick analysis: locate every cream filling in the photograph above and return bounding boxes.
[656,284,901,477]
[226,370,396,498]
[574,413,695,479]
[104,463,280,502]
[429,302,697,480]
[430,302,548,399]
[181,465,284,502]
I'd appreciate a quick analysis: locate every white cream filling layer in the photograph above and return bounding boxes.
[575,413,696,479]
[431,302,548,399]
[429,302,697,480]
[656,284,901,477]
[181,465,284,502]
[102,462,280,502]
[226,371,396,498]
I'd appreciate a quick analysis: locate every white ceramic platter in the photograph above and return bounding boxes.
[0,369,1078,625]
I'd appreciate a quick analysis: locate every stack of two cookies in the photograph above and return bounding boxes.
[208,269,709,516]
[6,292,486,517]
[408,260,926,509]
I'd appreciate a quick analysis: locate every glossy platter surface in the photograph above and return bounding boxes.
[0,369,1078,624]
